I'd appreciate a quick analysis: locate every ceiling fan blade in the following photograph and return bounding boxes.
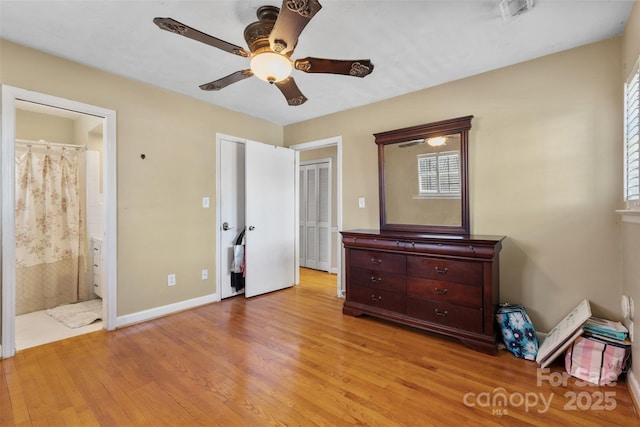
[199,70,254,91]
[154,17,249,58]
[294,57,374,77]
[269,0,322,55]
[274,77,308,106]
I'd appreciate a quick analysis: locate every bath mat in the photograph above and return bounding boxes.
[45,299,102,328]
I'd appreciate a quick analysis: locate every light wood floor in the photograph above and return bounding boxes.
[1,268,638,426]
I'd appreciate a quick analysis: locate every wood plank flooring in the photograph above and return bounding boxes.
[2,268,638,426]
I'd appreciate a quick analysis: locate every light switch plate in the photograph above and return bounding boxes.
[202,197,210,208]
[358,197,365,208]
[168,274,176,286]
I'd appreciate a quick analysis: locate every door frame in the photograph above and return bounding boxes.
[215,133,246,302]
[1,85,118,358]
[215,133,298,300]
[290,137,343,298]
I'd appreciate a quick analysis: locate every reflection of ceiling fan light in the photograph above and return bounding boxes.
[427,136,447,147]
[250,51,293,83]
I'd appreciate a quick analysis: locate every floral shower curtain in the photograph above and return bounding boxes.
[15,145,86,315]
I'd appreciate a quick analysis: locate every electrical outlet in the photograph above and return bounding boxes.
[202,269,208,280]
[168,274,176,286]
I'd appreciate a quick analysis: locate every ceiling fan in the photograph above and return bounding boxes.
[153,1,374,106]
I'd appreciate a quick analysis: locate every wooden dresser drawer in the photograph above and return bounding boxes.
[343,235,404,251]
[406,299,483,333]
[350,250,406,274]
[349,285,406,313]
[406,256,482,286]
[406,277,481,308]
[408,241,497,259]
[350,267,406,293]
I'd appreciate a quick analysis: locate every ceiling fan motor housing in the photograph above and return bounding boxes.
[244,5,282,54]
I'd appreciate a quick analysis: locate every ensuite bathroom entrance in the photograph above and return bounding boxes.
[13,101,105,350]
[1,85,117,358]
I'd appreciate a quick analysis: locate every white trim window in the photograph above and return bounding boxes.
[416,151,460,198]
[624,56,640,208]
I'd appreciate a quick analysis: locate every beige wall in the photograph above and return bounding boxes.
[1,39,282,316]
[16,109,75,144]
[285,37,624,332]
[621,1,640,395]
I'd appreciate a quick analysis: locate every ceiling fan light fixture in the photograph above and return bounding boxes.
[250,52,292,83]
[426,136,447,147]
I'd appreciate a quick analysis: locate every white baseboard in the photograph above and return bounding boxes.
[115,293,218,328]
[627,368,640,411]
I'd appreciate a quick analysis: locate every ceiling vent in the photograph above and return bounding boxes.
[500,0,534,21]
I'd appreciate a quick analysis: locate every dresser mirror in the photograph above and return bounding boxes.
[374,116,473,234]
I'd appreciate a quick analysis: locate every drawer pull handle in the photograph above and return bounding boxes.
[371,295,382,301]
[435,309,448,317]
[371,258,382,265]
[370,276,382,283]
[435,267,448,274]
[469,245,476,253]
[434,287,448,295]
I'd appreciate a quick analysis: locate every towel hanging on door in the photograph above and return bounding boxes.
[231,229,246,291]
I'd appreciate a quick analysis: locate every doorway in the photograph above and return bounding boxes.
[299,158,332,272]
[1,85,117,358]
[290,137,343,298]
[216,134,296,300]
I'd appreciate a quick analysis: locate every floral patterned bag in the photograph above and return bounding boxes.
[496,304,539,361]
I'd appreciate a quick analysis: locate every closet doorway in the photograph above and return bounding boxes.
[291,137,343,297]
[299,159,331,272]
[1,85,117,358]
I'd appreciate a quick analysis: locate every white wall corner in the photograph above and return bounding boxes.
[115,293,218,328]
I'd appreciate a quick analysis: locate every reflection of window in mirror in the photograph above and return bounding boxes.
[416,151,460,198]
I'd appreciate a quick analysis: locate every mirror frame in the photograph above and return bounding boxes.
[374,115,473,234]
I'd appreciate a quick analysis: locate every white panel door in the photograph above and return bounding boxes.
[304,165,317,268]
[244,141,295,297]
[299,168,306,265]
[299,161,331,272]
[316,163,331,272]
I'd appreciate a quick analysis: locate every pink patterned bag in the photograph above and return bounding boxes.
[564,336,629,385]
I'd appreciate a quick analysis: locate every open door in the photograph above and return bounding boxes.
[217,136,296,299]
[244,140,296,297]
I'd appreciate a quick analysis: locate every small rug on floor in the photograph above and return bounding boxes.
[45,299,102,328]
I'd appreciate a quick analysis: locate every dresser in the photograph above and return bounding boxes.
[341,229,504,354]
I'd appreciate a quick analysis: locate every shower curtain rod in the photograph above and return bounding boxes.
[15,138,87,150]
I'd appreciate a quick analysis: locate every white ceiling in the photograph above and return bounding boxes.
[0,1,635,126]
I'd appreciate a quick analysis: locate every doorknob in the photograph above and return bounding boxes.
[222,222,233,231]
[248,225,255,231]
